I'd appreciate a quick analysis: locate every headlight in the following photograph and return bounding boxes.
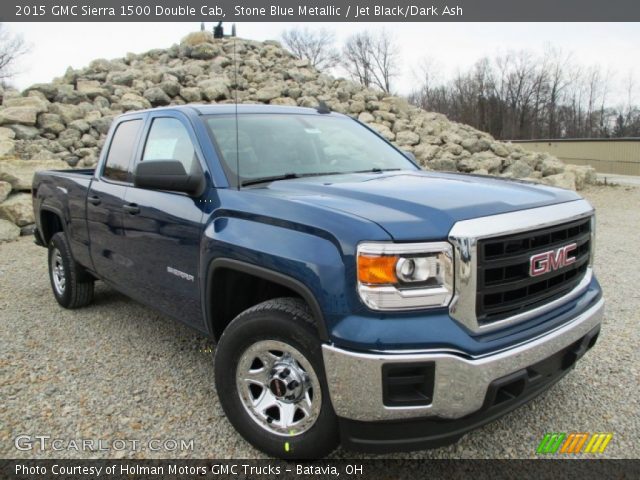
[356,242,454,311]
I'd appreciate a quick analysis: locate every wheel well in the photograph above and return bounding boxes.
[209,267,304,340]
[40,210,64,244]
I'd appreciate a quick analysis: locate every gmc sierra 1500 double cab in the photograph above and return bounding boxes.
[32,104,603,459]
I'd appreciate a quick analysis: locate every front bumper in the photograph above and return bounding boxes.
[322,297,604,423]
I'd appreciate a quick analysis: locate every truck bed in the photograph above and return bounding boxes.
[32,168,96,268]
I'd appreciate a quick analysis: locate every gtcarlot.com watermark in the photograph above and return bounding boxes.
[14,435,195,452]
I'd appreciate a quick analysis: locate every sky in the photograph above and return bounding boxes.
[5,22,640,105]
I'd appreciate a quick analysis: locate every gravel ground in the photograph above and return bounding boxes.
[0,185,638,460]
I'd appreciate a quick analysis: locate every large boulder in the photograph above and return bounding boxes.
[180,87,202,103]
[413,144,439,164]
[24,83,59,101]
[0,218,20,242]
[180,31,214,47]
[119,93,151,111]
[143,87,171,106]
[7,125,40,140]
[58,129,82,148]
[461,137,491,154]
[255,84,285,102]
[48,103,84,124]
[564,164,597,190]
[0,107,39,125]
[190,43,219,60]
[37,113,66,135]
[541,171,577,190]
[503,160,534,179]
[395,130,420,146]
[76,80,108,98]
[368,123,395,141]
[0,127,15,139]
[0,158,70,191]
[429,155,458,172]
[106,70,137,86]
[540,157,566,176]
[3,96,49,113]
[0,139,15,157]
[458,152,502,173]
[90,115,115,135]
[199,78,230,101]
[160,79,181,97]
[54,86,88,105]
[0,180,11,202]
[0,193,34,226]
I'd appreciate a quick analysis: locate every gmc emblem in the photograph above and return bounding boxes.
[529,243,577,277]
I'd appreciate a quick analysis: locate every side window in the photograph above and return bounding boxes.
[102,119,142,182]
[142,118,196,174]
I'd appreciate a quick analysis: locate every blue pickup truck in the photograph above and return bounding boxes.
[32,104,603,459]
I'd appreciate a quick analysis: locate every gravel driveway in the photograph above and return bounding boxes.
[1,185,638,459]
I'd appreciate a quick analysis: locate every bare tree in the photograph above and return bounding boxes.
[342,32,373,88]
[407,46,640,139]
[0,24,28,81]
[623,71,636,122]
[543,47,572,138]
[408,58,442,108]
[368,30,399,93]
[281,27,340,71]
[411,57,441,92]
[612,71,638,137]
[342,30,400,93]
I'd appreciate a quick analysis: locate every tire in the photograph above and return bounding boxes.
[214,297,339,459]
[48,232,94,309]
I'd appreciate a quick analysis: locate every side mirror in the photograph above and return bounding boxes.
[402,150,417,162]
[134,160,204,195]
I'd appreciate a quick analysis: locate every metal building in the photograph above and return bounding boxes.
[512,138,640,176]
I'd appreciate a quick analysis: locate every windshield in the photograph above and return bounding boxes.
[204,113,417,186]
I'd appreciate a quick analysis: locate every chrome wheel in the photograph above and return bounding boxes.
[236,340,321,436]
[50,248,66,296]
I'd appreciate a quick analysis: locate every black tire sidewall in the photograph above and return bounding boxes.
[48,233,74,308]
[214,306,339,459]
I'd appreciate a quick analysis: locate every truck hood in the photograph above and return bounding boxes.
[253,170,581,241]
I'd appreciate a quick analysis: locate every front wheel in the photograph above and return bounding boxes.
[214,298,339,459]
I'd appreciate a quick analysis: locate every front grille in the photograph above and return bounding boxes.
[476,218,591,324]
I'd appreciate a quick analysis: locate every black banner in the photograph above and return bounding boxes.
[2,0,640,22]
[2,459,640,480]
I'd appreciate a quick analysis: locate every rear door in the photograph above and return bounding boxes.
[87,116,144,288]
[121,111,206,326]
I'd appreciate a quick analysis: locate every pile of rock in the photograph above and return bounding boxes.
[0,32,596,242]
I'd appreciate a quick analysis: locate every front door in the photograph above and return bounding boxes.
[121,113,206,326]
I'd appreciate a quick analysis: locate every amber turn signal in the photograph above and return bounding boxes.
[357,255,399,285]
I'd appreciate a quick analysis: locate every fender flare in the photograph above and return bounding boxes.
[38,205,66,243]
[205,258,329,342]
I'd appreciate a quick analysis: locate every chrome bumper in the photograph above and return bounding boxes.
[322,298,604,422]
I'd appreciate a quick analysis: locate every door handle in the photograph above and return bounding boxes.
[123,203,140,215]
[88,195,101,206]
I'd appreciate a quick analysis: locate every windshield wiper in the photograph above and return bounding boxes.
[241,171,355,187]
[241,169,402,187]
[351,168,402,174]
[241,173,300,187]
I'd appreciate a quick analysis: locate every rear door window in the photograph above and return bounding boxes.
[102,119,143,182]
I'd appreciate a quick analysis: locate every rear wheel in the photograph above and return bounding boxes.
[214,297,339,459]
[48,232,94,309]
